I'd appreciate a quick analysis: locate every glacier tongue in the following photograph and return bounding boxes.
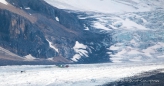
[45,0,164,63]
[77,11,164,63]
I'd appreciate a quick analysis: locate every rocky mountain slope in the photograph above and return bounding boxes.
[0,0,111,64]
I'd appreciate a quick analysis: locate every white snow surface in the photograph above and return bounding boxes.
[94,22,111,30]
[121,18,149,30]
[44,0,164,13]
[55,17,59,22]
[72,54,81,62]
[24,54,36,61]
[25,7,30,10]
[84,24,89,30]
[84,27,89,30]
[72,41,88,62]
[0,62,164,86]
[73,41,87,49]
[47,39,59,53]
[47,57,53,61]
[0,0,8,5]
[142,42,164,55]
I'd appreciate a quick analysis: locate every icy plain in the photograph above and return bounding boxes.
[1,62,164,86]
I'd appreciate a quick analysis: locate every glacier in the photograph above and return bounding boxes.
[0,0,164,86]
[45,0,164,63]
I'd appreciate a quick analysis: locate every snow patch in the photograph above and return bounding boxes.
[47,57,54,61]
[84,24,89,30]
[25,54,36,61]
[72,54,81,62]
[55,17,59,22]
[25,7,30,9]
[73,41,87,49]
[47,39,59,53]
[72,41,88,62]
[94,22,111,30]
[84,27,89,30]
[0,0,8,5]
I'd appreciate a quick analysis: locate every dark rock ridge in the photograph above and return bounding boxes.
[0,9,57,58]
[0,0,112,63]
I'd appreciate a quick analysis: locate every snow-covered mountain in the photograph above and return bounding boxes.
[0,0,164,64]
[1,1,164,85]
[45,0,164,63]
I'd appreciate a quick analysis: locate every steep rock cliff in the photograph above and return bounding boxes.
[0,9,57,58]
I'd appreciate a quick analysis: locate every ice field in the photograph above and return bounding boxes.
[0,62,164,86]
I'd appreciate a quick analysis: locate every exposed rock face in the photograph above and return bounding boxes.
[0,9,57,58]
[0,0,111,64]
[7,0,84,31]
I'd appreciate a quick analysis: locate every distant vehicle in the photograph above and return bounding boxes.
[56,64,69,68]
[65,65,69,68]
